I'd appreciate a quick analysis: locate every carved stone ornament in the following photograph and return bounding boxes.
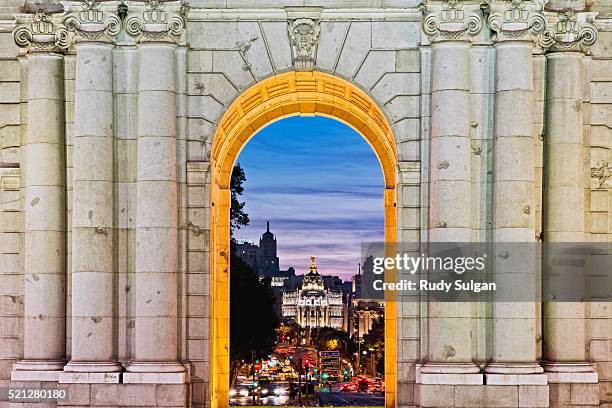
[13,12,70,52]
[422,0,483,42]
[125,0,185,42]
[488,0,551,46]
[289,18,320,71]
[64,0,121,42]
[591,160,611,189]
[546,10,598,52]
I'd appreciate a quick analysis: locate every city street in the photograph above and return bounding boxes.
[316,390,384,406]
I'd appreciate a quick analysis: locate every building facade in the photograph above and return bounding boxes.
[235,221,280,277]
[281,257,346,330]
[0,0,611,407]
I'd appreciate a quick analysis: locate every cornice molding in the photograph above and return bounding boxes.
[13,12,69,53]
[124,0,186,43]
[488,0,551,46]
[64,0,121,43]
[421,0,484,43]
[546,10,598,52]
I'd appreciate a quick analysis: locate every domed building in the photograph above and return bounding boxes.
[281,257,346,330]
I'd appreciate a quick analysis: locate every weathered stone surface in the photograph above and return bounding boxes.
[2,1,612,407]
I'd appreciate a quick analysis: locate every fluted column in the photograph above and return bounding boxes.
[542,11,599,385]
[420,1,482,383]
[485,0,549,383]
[11,12,70,381]
[124,3,186,382]
[61,4,122,381]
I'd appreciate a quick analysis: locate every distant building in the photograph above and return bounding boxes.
[351,298,384,339]
[282,257,346,330]
[235,221,280,277]
[359,255,383,300]
[258,221,280,277]
[235,241,259,271]
[349,261,384,339]
[351,263,363,298]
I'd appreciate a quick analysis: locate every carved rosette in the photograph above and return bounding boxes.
[546,10,598,52]
[422,0,483,42]
[288,18,320,71]
[488,0,552,46]
[13,12,70,53]
[64,0,121,43]
[125,0,185,43]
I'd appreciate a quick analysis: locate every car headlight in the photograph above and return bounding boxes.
[274,388,284,395]
[229,389,237,397]
[240,390,249,397]
[261,389,268,395]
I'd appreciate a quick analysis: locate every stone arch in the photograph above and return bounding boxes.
[209,71,398,408]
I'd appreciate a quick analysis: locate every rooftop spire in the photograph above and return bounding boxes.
[266,221,270,233]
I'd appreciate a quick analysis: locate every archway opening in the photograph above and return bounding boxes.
[209,72,397,408]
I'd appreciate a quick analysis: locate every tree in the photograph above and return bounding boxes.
[363,316,385,375]
[229,164,279,385]
[310,327,356,359]
[230,163,249,235]
[230,245,278,384]
[277,318,303,344]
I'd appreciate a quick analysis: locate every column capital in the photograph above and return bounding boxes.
[125,0,186,43]
[488,0,550,46]
[64,0,121,44]
[13,12,70,53]
[545,10,598,52]
[421,0,484,43]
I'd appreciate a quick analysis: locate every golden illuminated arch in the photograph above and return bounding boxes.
[209,71,397,408]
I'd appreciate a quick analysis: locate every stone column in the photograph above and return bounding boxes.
[484,0,549,385]
[61,5,122,381]
[11,12,70,381]
[542,10,599,390]
[124,4,186,382]
[420,1,482,384]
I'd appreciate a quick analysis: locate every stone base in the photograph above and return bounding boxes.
[486,373,548,385]
[59,371,121,383]
[11,369,61,382]
[123,372,187,384]
[6,382,190,407]
[415,384,549,407]
[417,363,483,385]
[418,373,484,385]
[548,382,599,407]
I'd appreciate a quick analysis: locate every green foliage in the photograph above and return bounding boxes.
[310,327,356,358]
[230,242,279,362]
[230,164,250,235]
[229,165,278,384]
[363,316,385,375]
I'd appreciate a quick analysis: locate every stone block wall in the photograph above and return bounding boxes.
[0,1,611,407]
[587,54,612,408]
[0,14,23,396]
[185,161,211,408]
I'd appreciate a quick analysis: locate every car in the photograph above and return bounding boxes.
[340,383,357,392]
[229,386,250,398]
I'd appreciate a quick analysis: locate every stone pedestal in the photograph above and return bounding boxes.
[425,40,480,381]
[542,19,599,406]
[125,41,185,381]
[12,51,66,381]
[62,40,121,382]
[487,39,541,378]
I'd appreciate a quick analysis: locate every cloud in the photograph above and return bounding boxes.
[234,116,385,280]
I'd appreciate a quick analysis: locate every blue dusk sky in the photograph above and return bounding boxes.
[234,116,384,280]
